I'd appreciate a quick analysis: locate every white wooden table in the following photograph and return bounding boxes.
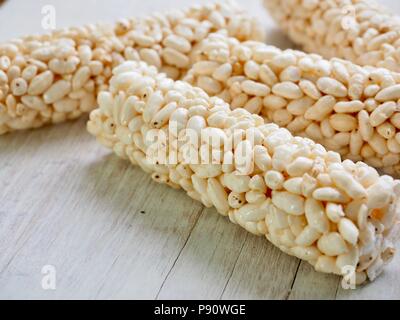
[1,0,400,300]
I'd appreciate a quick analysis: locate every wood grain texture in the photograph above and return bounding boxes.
[1,0,400,300]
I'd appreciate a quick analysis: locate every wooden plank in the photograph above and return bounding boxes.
[0,119,94,272]
[220,235,300,300]
[287,262,340,300]
[0,119,204,299]
[93,181,203,300]
[156,208,248,300]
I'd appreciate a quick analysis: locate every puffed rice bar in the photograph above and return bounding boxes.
[184,33,400,176]
[0,1,264,134]
[264,0,400,72]
[87,60,400,284]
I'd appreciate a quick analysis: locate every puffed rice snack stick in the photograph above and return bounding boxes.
[264,0,400,72]
[87,60,400,284]
[0,1,264,135]
[184,33,400,176]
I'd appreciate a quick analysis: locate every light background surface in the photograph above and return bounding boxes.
[0,0,399,299]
